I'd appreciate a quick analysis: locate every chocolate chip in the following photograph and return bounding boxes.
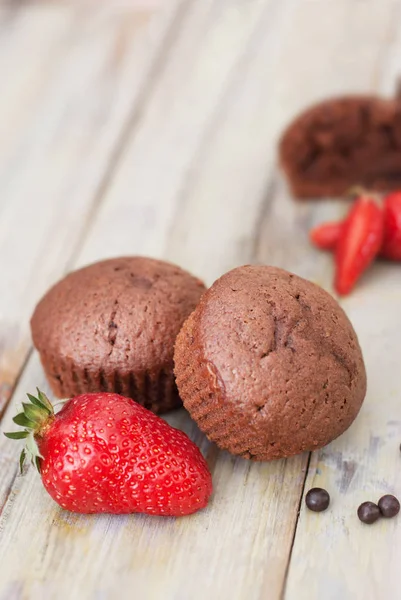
[357,501,381,524]
[305,488,330,512]
[378,495,400,518]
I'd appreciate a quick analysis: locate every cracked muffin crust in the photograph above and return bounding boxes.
[174,265,366,460]
[31,257,206,413]
[279,95,401,198]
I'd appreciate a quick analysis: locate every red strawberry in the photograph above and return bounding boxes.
[334,197,384,295]
[381,191,401,260]
[309,221,343,250]
[310,195,401,261]
[4,390,212,516]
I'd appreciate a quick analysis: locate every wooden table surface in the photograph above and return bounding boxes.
[0,1,401,599]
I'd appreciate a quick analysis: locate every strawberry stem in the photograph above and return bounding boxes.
[3,389,54,473]
[346,185,382,203]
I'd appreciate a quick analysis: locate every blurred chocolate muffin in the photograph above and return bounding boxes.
[279,95,401,198]
[31,257,206,413]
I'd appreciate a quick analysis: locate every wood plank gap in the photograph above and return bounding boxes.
[0,348,33,422]
[280,452,312,600]
[0,460,18,521]
[250,173,280,262]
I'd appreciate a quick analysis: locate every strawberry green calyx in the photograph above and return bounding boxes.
[4,389,55,473]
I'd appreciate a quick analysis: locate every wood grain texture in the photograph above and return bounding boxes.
[1,0,401,599]
[76,0,279,270]
[281,2,401,598]
[0,2,309,599]
[285,289,401,600]
[0,0,185,416]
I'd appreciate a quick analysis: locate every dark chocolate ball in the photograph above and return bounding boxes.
[378,495,400,518]
[357,501,381,524]
[305,488,330,512]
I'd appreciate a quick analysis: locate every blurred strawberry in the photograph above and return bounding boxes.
[335,196,384,295]
[381,191,401,260]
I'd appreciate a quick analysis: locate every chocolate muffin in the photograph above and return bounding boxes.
[279,94,401,198]
[31,257,206,413]
[174,265,366,460]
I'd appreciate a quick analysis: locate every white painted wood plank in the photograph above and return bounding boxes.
[165,0,300,282]
[76,0,276,268]
[281,1,401,598]
[0,1,185,414]
[0,354,306,600]
[285,289,401,600]
[1,1,401,600]
[0,8,74,164]
[0,2,309,600]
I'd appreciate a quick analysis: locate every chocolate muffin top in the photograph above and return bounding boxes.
[174,265,366,460]
[31,257,205,408]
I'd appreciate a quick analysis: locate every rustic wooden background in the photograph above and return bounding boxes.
[0,1,401,599]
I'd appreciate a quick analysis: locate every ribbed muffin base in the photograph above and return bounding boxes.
[40,354,181,414]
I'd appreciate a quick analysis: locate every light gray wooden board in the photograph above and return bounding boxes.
[0,0,186,415]
[1,1,401,599]
[0,3,307,599]
[282,3,401,598]
[0,0,188,558]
